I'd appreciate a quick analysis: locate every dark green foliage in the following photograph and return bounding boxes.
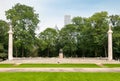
[111,15,120,60]
[57,11,109,57]
[38,28,58,57]
[0,20,8,60]
[5,3,39,57]
[59,24,78,57]
[0,43,7,60]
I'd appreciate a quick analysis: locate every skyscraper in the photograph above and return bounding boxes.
[54,24,59,31]
[64,15,71,26]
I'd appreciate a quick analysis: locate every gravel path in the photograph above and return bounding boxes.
[0,68,120,72]
[1,58,120,64]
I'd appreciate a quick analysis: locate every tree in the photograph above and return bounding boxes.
[65,12,109,57]
[38,28,58,57]
[0,20,9,44]
[59,24,78,57]
[5,3,39,57]
[110,15,120,59]
[72,16,84,26]
[0,20,8,60]
[89,11,108,57]
[72,16,92,57]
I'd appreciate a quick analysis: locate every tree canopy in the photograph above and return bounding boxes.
[5,3,40,57]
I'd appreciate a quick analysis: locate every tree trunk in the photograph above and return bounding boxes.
[47,48,49,57]
[22,46,24,57]
[95,50,97,57]
[15,47,18,57]
[104,46,107,57]
[82,50,85,57]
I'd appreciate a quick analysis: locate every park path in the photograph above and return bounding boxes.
[0,68,120,72]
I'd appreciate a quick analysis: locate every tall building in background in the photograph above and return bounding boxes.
[64,15,71,25]
[54,24,59,31]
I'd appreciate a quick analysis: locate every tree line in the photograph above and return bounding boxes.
[0,3,120,59]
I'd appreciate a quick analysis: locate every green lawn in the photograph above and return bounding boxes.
[0,72,120,81]
[103,64,120,68]
[0,64,100,68]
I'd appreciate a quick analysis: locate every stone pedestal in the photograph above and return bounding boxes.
[108,25,113,61]
[8,24,13,60]
[59,49,63,58]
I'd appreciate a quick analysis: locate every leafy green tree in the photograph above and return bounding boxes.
[0,20,8,59]
[59,24,78,57]
[110,15,120,59]
[89,11,108,57]
[0,20,9,45]
[38,28,58,57]
[72,17,92,57]
[5,3,39,57]
[72,16,84,26]
[0,43,7,60]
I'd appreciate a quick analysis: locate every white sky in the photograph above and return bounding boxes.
[0,0,120,33]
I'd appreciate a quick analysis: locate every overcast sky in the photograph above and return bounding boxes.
[0,0,120,32]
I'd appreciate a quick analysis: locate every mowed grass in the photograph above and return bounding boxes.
[0,72,120,81]
[103,64,120,68]
[0,64,100,68]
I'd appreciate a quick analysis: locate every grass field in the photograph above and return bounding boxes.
[0,64,100,68]
[0,72,120,81]
[103,64,120,68]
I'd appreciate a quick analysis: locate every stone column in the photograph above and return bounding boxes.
[108,24,113,61]
[59,49,63,58]
[8,23,13,60]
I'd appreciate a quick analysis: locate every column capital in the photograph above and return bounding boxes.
[108,30,113,33]
[8,23,13,34]
[108,23,113,33]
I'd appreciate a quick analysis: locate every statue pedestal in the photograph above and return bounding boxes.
[59,49,63,58]
[59,53,63,58]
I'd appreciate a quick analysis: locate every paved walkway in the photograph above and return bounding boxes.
[0,68,120,72]
[1,58,120,64]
